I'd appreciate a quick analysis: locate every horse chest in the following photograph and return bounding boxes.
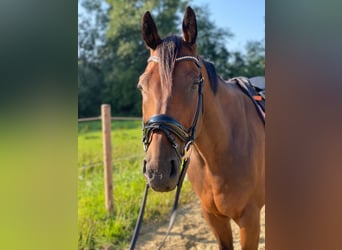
[188,167,247,217]
[204,184,247,218]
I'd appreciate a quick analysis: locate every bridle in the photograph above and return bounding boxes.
[142,55,204,162]
[129,55,204,250]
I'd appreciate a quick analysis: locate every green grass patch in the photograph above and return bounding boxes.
[78,120,196,250]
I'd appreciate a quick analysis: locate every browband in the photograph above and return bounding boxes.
[147,55,201,68]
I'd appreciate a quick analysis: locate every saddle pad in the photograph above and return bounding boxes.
[228,77,265,123]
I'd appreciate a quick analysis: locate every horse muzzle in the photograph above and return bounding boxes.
[143,157,181,192]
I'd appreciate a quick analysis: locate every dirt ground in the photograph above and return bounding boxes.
[135,200,265,250]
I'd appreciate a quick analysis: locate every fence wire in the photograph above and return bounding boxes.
[79,153,144,171]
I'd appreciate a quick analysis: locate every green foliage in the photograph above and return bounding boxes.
[78,0,110,118]
[78,0,109,63]
[244,40,265,76]
[78,61,105,118]
[78,120,195,249]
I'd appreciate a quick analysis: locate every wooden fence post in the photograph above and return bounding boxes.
[101,104,114,215]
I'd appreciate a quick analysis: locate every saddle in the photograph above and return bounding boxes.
[227,76,265,123]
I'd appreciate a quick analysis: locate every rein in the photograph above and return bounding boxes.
[129,55,203,250]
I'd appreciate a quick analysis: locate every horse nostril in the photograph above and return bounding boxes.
[143,160,147,174]
[170,160,177,178]
[143,160,155,180]
[147,168,154,179]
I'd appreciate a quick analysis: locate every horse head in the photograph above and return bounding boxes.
[138,7,203,192]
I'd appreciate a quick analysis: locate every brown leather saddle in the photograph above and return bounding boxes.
[227,76,265,123]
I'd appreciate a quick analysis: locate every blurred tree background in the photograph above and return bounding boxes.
[78,0,265,118]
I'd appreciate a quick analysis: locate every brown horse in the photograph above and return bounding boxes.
[138,7,265,250]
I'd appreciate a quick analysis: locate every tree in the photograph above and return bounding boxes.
[78,61,105,117]
[244,40,265,77]
[78,0,109,63]
[78,0,109,117]
[228,51,248,77]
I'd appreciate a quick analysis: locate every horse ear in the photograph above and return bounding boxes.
[142,11,161,50]
[182,6,197,45]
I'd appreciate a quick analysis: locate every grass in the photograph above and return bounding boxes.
[78,120,196,250]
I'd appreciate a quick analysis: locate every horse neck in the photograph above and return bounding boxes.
[194,76,252,163]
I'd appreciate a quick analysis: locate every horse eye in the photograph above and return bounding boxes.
[193,78,202,86]
[191,82,199,90]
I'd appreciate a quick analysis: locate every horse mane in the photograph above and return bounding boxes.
[202,60,218,94]
[156,35,218,95]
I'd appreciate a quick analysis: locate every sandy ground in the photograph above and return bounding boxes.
[135,200,265,250]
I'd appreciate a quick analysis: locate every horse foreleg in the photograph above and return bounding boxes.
[202,209,234,250]
[235,204,260,250]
